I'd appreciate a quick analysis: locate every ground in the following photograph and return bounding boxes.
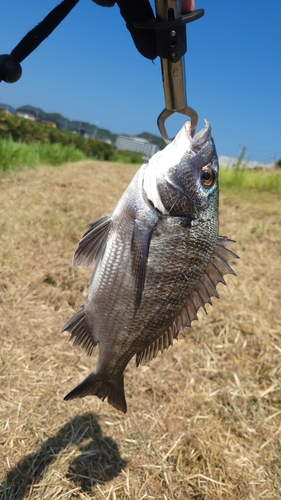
[0,161,281,499]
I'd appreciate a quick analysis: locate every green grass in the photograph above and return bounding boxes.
[0,135,145,172]
[0,134,144,172]
[0,136,85,171]
[219,166,281,192]
[110,151,143,164]
[36,141,85,165]
[0,136,39,171]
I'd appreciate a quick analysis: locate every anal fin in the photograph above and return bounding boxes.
[136,325,176,366]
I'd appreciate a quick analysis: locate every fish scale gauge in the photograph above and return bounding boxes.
[61,120,238,413]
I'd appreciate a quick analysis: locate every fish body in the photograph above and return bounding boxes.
[61,121,237,413]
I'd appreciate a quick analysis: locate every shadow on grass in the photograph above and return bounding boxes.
[1,412,125,498]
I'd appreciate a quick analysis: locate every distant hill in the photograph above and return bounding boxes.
[0,104,17,114]
[0,103,165,149]
[15,105,117,142]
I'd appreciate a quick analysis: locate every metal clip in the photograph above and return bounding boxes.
[154,1,204,142]
[134,3,204,143]
[157,55,198,143]
[157,107,198,144]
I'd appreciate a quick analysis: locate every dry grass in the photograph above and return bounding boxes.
[0,161,281,500]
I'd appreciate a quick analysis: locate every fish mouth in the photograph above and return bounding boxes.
[184,120,212,154]
[151,120,212,169]
[166,120,212,163]
[143,120,214,215]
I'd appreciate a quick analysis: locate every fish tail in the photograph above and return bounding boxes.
[64,373,127,413]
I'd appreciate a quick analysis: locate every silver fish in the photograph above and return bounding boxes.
[61,120,237,413]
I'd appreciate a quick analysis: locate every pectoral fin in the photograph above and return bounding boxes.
[131,219,157,311]
[73,215,112,267]
[60,304,97,356]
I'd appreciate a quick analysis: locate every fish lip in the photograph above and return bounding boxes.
[153,120,212,171]
[187,120,212,153]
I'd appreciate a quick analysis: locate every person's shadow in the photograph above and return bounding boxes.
[1,412,125,499]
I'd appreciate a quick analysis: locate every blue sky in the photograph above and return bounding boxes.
[0,0,280,162]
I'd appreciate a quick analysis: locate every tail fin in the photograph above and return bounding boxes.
[64,372,127,413]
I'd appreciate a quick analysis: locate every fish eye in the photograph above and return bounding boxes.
[200,165,216,187]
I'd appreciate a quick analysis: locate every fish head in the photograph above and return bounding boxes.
[143,120,219,219]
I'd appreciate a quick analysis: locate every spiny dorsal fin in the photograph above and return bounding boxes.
[136,236,238,366]
[183,236,238,325]
[73,215,112,267]
[60,304,97,356]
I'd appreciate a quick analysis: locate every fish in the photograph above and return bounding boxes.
[61,120,238,413]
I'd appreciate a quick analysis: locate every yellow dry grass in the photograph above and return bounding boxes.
[0,161,281,500]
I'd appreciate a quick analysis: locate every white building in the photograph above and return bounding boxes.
[16,111,36,121]
[219,155,274,170]
[116,135,159,157]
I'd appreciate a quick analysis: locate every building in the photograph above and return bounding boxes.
[116,135,159,157]
[16,111,36,121]
[41,119,57,128]
[219,155,274,170]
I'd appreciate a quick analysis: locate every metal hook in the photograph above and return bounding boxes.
[157,106,198,144]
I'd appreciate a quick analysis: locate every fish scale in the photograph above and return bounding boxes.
[61,120,238,413]
[131,218,217,337]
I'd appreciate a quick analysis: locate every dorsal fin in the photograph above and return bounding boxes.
[73,215,112,267]
[136,236,238,366]
[60,304,97,356]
